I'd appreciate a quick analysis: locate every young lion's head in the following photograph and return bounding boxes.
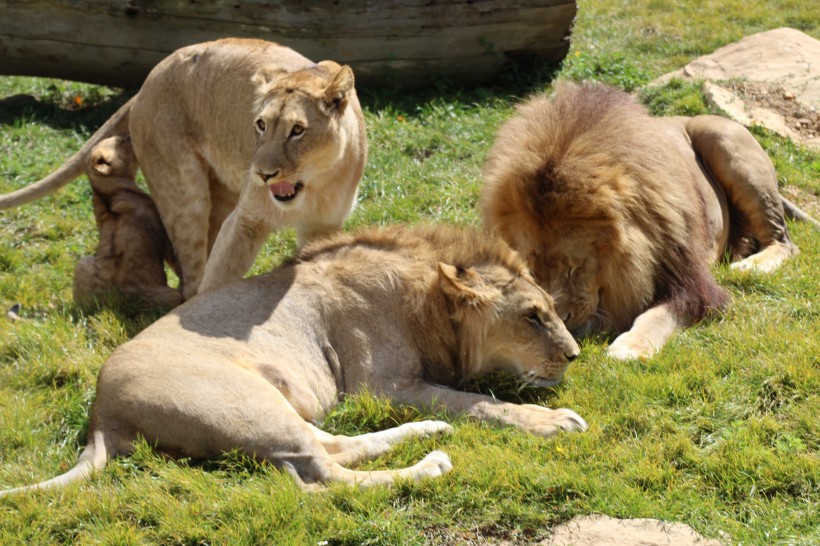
[438,261,580,387]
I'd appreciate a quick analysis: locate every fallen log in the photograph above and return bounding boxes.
[0,0,576,89]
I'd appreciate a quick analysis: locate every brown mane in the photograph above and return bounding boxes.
[481,81,729,331]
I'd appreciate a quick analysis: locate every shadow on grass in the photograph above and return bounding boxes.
[0,90,132,132]
[357,59,563,113]
[0,58,565,134]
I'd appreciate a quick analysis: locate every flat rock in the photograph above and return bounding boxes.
[654,27,820,150]
[540,515,724,546]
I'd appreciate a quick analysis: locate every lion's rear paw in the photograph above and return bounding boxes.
[731,242,799,273]
[401,420,453,438]
[418,450,453,477]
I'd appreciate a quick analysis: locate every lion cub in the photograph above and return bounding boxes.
[73,135,182,308]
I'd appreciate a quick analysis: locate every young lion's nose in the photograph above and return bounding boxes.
[565,352,578,362]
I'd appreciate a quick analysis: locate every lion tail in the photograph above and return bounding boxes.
[0,97,134,209]
[782,196,820,231]
[0,428,111,497]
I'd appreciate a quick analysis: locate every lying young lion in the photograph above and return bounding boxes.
[482,81,808,360]
[0,225,585,495]
[0,38,367,300]
[73,135,182,308]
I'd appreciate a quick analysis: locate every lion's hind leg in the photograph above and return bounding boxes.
[686,115,799,273]
[307,421,453,466]
[292,422,452,488]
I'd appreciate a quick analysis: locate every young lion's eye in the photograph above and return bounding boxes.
[526,308,544,327]
[290,124,305,138]
[255,118,266,133]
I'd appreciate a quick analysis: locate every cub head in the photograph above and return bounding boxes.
[250,61,357,206]
[88,135,138,180]
[438,261,580,387]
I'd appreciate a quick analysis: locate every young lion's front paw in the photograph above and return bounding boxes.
[519,405,588,437]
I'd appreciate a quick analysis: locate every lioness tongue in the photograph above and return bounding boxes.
[269,181,296,197]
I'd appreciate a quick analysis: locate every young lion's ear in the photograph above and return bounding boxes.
[318,61,354,114]
[437,262,500,307]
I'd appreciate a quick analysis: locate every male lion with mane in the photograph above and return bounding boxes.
[0,38,367,300]
[482,81,806,360]
[0,225,584,495]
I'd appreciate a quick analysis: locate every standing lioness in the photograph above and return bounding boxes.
[0,38,367,299]
[0,225,584,494]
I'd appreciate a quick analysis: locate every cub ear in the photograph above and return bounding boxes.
[251,68,278,96]
[318,61,355,114]
[437,262,500,307]
[90,147,114,176]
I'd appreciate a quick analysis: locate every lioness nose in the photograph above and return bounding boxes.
[565,352,578,362]
[257,169,281,183]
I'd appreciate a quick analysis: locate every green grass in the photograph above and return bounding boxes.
[1,1,819,544]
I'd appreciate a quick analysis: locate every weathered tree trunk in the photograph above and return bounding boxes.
[0,0,576,88]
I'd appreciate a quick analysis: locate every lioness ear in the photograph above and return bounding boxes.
[438,262,499,307]
[319,62,354,114]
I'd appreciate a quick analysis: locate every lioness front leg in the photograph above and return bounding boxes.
[607,303,684,360]
[392,383,587,438]
[198,205,272,295]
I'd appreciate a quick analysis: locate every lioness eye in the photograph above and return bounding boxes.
[290,124,305,138]
[255,118,266,133]
[526,309,543,326]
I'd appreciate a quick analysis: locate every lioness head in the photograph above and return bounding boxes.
[438,261,580,387]
[250,61,356,206]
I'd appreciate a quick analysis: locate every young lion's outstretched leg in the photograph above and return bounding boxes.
[686,115,799,272]
[306,421,453,466]
[387,382,587,438]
